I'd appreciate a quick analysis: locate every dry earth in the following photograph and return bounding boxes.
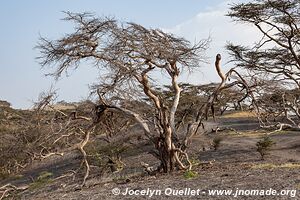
[1,116,300,200]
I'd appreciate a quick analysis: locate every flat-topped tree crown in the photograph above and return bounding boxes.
[227,0,300,87]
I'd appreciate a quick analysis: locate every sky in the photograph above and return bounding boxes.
[0,0,261,109]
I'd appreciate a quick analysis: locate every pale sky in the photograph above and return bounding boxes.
[0,0,259,109]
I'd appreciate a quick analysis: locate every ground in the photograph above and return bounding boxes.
[1,114,300,200]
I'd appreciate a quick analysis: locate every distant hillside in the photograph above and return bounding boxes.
[45,101,77,110]
[0,100,11,108]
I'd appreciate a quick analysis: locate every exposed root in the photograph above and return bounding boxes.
[172,145,192,171]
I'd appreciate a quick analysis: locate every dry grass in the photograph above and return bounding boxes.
[251,163,300,169]
[232,129,291,138]
[230,130,265,138]
[221,111,257,118]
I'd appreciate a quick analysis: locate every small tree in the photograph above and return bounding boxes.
[256,136,276,160]
[212,137,223,151]
[37,12,210,174]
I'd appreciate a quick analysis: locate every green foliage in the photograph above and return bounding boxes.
[189,157,201,166]
[256,136,276,160]
[37,171,53,180]
[183,170,198,179]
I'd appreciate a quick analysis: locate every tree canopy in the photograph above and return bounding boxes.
[227,0,300,87]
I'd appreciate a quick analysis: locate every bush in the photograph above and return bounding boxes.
[212,137,223,151]
[183,170,198,179]
[256,136,276,160]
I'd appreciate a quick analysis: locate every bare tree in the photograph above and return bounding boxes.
[181,54,260,146]
[226,0,300,128]
[37,12,210,174]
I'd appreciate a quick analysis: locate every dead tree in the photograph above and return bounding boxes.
[226,0,300,129]
[37,12,210,173]
[182,54,260,147]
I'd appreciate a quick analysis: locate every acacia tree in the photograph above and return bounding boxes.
[227,0,300,128]
[37,12,209,174]
[189,54,260,137]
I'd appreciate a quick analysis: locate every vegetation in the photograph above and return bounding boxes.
[0,0,299,199]
[29,171,53,190]
[183,170,198,179]
[212,137,223,151]
[227,0,300,129]
[36,12,212,177]
[256,136,276,160]
[251,163,300,169]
